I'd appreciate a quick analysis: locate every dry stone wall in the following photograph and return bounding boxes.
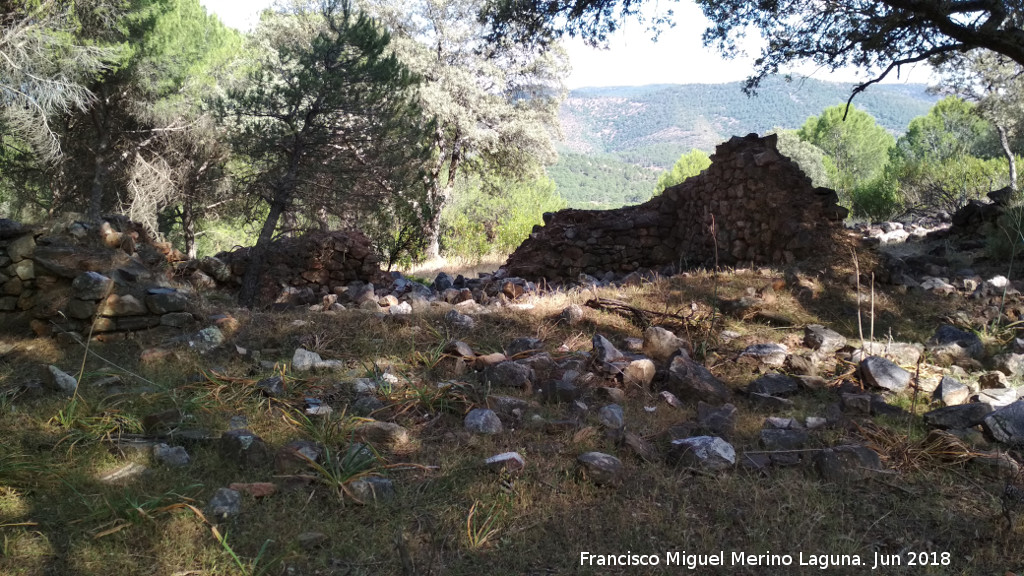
[197,230,385,306]
[0,218,194,338]
[505,134,848,282]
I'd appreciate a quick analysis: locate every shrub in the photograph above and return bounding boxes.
[441,173,566,261]
[851,173,903,221]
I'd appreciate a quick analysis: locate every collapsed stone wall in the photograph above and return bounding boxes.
[505,134,848,281]
[0,218,193,338]
[190,230,385,306]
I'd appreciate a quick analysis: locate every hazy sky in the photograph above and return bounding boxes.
[199,0,934,88]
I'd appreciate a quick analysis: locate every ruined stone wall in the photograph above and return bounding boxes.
[504,134,848,281]
[202,230,385,306]
[0,218,193,338]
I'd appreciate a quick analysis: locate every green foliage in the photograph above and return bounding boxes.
[986,205,1024,262]
[548,151,657,209]
[654,149,711,195]
[772,129,831,188]
[936,51,1024,156]
[850,171,903,221]
[183,212,264,258]
[441,173,566,260]
[894,154,1016,214]
[895,97,997,164]
[0,1,122,159]
[798,105,894,202]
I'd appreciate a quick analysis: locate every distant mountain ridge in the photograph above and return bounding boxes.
[551,76,940,208]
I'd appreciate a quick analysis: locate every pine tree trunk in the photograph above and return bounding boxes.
[238,197,286,308]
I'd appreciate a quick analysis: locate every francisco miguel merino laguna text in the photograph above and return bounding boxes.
[580,550,880,570]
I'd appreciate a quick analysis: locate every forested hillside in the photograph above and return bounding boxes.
[552,76,938,208]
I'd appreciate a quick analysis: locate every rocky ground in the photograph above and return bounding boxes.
[2,221,1024,575]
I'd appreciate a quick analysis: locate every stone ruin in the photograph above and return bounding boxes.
[0,217,385,337]
[184,230,385,307]
[504,133,849,282]
[0,217,192,338]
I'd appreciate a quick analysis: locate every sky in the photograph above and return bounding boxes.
[199,0,935,89]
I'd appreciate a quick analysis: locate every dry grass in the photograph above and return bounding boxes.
[0,252,1021,575]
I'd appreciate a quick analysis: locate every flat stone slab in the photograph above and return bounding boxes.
[860,356,911,393]
[668,436,736,470]
[924,403,993,430]
[747,372,799,397]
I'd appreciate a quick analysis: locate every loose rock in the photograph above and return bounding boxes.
[256,375,285,397]
[465,408,503,435]
[747,372,799,397]
[994,353,1024,378]
[592,334,626,363]
[668,436,736,470]
[485,452,526,473]
[932,376,970,406]
[597,404,625,430]
[979,387,1018,408]
[739,343,789,367]
[984,401,1024,445]
[348,477,396,503]
[642,326,687,361]
[804,324,847,354]
[219,429,270,468]
[482,361,534,389]
[577,452,623,485]
[205,488,241,520]
[622,358,656,388]
[444,309,475,330]
[860,356,911,393]
[759,429,808,451]
[558,304,584,325]
[47,365,78,396]
[665,350,731,403]
[696,402,736,438]
[812,446,884,482]
[924,403,993,429]
[353,421,411,448]
[927,325,984,366]
[153,443,191,467]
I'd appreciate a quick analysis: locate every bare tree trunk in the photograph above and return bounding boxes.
[998,124,1018,195]
[423,136,462,260]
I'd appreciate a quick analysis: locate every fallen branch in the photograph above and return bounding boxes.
[584,298,696,328]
